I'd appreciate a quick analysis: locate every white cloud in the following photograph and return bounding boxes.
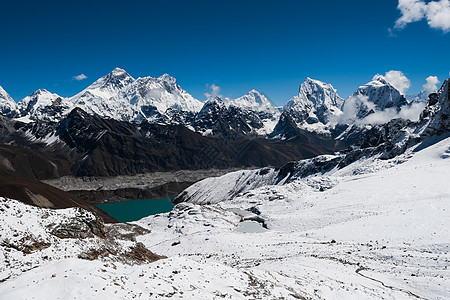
[374,70,411,94]
[427,0,450,31]
[361,101,425,124]
[204,84,222,100]
[423,76,440,94]
[395,0,427,29]
[73,74,87,81]
[394,0,450,32]
[337,92,425,126]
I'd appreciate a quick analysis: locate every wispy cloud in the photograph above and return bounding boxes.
[204,83,222,100]
[73,74,87,81]
[374,70,411,94]
[394,0,450,33]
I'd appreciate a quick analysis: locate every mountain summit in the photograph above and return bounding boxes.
[285,77,344,124]
[270,78,344,140]
[345,76,408,119]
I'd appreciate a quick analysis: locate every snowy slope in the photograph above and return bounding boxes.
[0,86,18,118]
[138,134,450,300]
[147,80,450,299]
[0,199,304,299]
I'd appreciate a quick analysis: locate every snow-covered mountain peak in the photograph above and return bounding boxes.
[0,85,19,118]
[345,76,408,119]
[128,74,202,115]
[226,89,275,112]
[17,89,70,122]
[111,67,126,74]
[287,78,344,112]
[93,67,135,90]
[29,89,51,96]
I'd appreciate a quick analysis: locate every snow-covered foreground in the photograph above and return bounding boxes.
[134,136,450,299]
[1,137,449,299]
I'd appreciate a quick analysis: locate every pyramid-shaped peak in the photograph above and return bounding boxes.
[91,67,135,90]
[247,89,262,94]
[111,67,127,75]
[30,89,51,96]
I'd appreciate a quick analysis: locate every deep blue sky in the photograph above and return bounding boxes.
[0,0,449,105]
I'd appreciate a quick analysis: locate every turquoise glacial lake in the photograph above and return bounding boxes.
[97,197,174,222]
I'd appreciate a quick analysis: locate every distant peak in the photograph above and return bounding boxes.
[93,67,134,89]
[248,89,260,94]
[303,77,327,86]
[371,75,389,85]
[111,67,127,75]
[158,73,177,83]
[30,89,50,96]
[105,67,132,80]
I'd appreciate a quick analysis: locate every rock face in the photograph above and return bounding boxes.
[193,97,265,136]
[419,79,450,136]
[50,207,106,239]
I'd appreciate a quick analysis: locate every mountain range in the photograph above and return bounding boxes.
[0,69,440,200]
[0,75,448,299]
[0,68,431,137]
